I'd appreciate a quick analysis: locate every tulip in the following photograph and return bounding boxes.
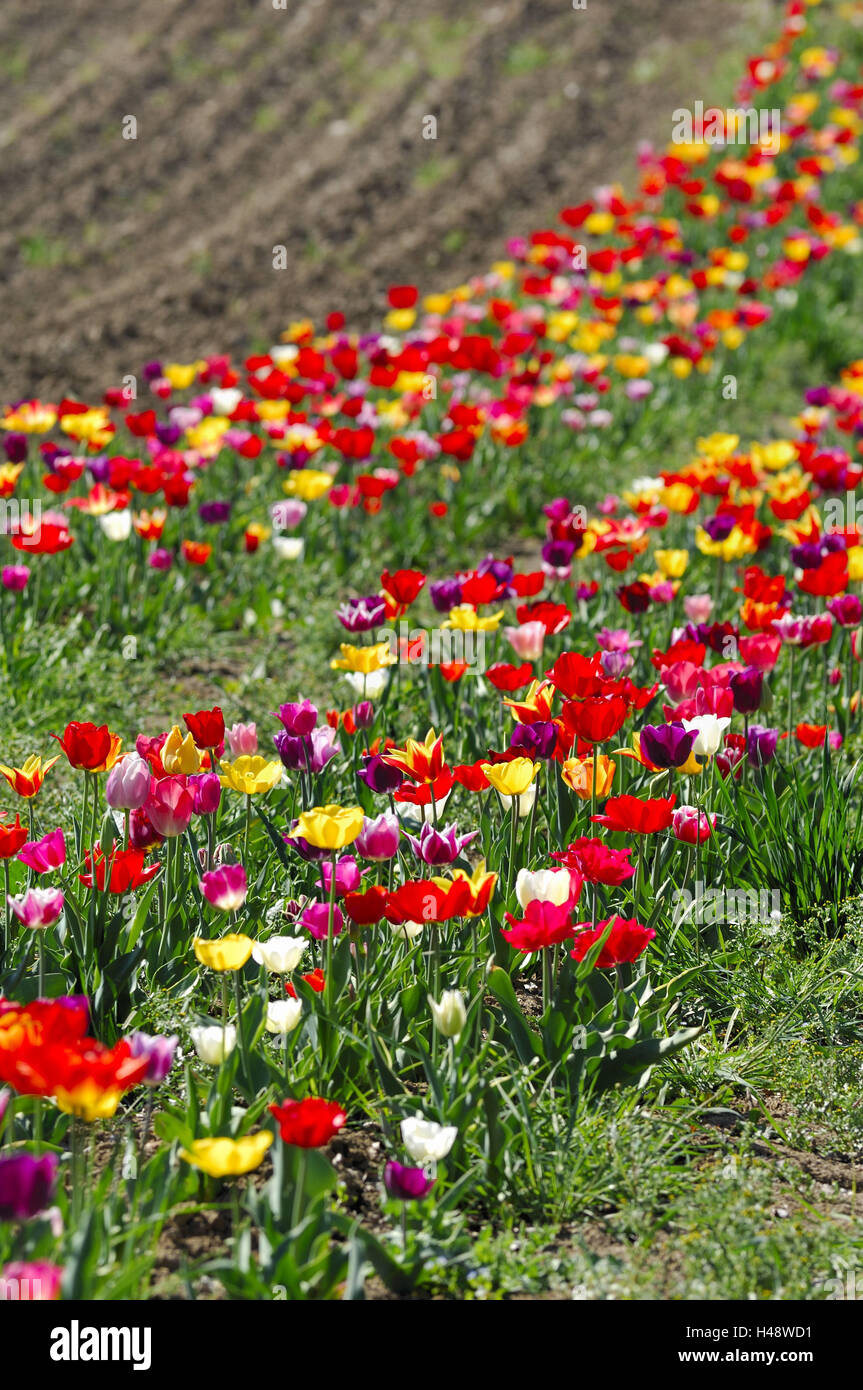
[145,776,194,837]
[51,721,122,772]
[570,916,656,968]
[275,700,318,736]
[0,1153,58,1221]
[729,667,764,715]
[302,901,344,940]
[358,754,404,794]
[127,1032,178,1085]
[480,758,540,799]
[551,836,635,886]
[672,805,715,844]
[99,509,132,542]
[269,1096,347,1147]
[188,771,222,815]
[252,935,307,973]
[199,864,247,913]
[747,724,780,767]
[294,803,365,850]
[515,867,575,909]
[0,816,27,859]
[502,898,578,951]
[0,1261,62,1301]
[226,721,258,757]
[17,828,66,874]
[193,933,254,972]
[190,1024,237,1064]
[265,999,303,1034]
[681,714,731,758]
[1,565,30,591]
[428,990,466,1039]
[504,621,546,662]
[0,754,59,798]
[180,1132,273,1179]
[105,754,151,810]
[355,813,401,861]
[404,821,477,866]
[219,756,283,795]
[561,753,616,800]
[162,725,202,775]
[683,593,714,623]
[384,1160,435,1201]
[7,887,64,930]
[182,706,225,750]
[400,1117,457,1164]
[640,722,697,770]
[316,855,362,897]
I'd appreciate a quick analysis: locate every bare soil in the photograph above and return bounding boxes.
[0,0,767,402]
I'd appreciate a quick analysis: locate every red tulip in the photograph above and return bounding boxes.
[268,1097,346,1148]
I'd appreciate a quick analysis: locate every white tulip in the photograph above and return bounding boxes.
[428,990,466,1039]
[516,867,573,910]
[681,715,731,758]
[345,668,389,699]
[252,935,307,974]
[401,1117,457,1164]
[273,536,305,561]
[516,783,537,817]
[99,509,132,542]
[265,999,303,1034]
[210,387,242,416]
[190,1024,236,1065]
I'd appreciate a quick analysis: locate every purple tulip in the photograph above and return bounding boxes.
[198,501,231,525]
[352,701,374,730]
[747,724,780,768]
[828,594,863,627]
[355,813,400,861]
[599,649,634,679]
[703,513,736,542]
[127,1032,178,1086]
[0,1153,58,1221]
[405,822,478,867]
[429,578,463,613]
[384,1160,435,1201]
[105,754,151,811]
[148,548,174,571]
[358,754,404,794]
[3,432,27,464]
[730,666,763,715]
[640,722,697,770]
[337,595,387,633]
[510,722,558,760]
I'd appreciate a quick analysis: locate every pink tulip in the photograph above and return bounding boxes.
[672,806,714,845]
[17,829,66,874]
[105,754,151,810]
[226,722,258,757]
[683,593,713,623]
[145,776,194,838]
[504,621,546,662]
[8,887,65,929]
[199,863,247,912]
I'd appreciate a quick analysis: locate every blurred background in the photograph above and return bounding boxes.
[0,0,775,401]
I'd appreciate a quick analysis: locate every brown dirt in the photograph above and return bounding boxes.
[0,0,770,403]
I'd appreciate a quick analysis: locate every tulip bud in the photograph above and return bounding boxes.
[427,989,466,1039]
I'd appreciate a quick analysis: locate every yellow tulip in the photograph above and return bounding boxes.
[180,1132,273,1179]
[219,756,283,795]
[55,1082,122,1122]
[162,725,203,775]
[480,758,540,799]
[654,549,689,579]
[193,934,255,972]
[295,803,365,851]
[443,605,505,632]
[330,642,395,675]
[283,469,333,501]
